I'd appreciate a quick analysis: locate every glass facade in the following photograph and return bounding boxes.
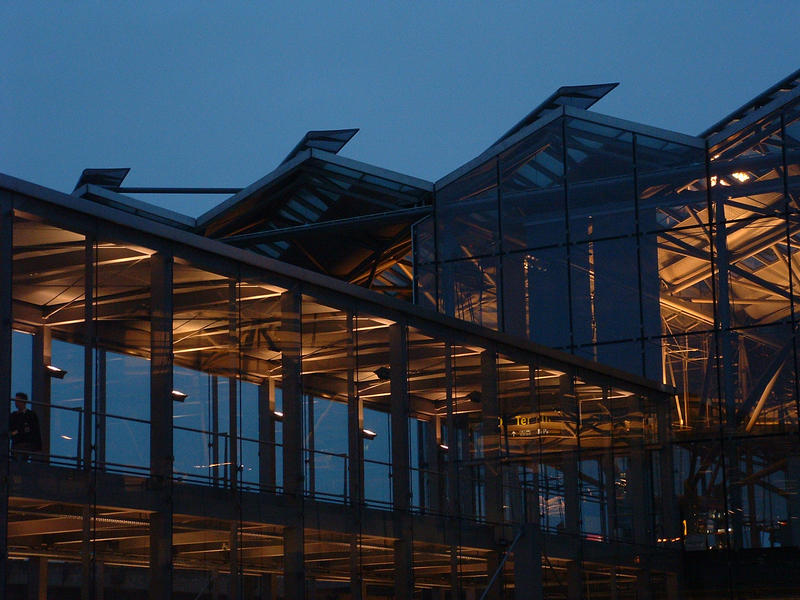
[415,99,800,597]
[0,182,672,598]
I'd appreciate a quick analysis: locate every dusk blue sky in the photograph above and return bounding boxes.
[3,2,799,217]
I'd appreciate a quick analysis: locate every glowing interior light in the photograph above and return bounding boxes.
[709,175,718,187]
[46,365,67,379]
[439,444,449,451]
[731,171,750,182]
[362,429,377,440]
[60,435,72,440]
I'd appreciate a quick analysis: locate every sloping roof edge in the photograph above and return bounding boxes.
[700,67,800,140]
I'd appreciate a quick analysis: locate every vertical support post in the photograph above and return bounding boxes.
[228,280,238,492]
[0,192,12,594]
[609,569,619,600]
[229,522,240,600]
[481,349,503,526]
[307,390,315,495]
[96,349,106,468]
[258,379,276,491]
[657,394,678,543]
[83,237,94,469]
[635,569,652,600]
[566,560,583,600]
[347,312,365,600]
[629,395,653,552]
[228,378,238,490]
[94,561,104,600]
[561,374,583,597]
[481,349,502,600]
[31,327,51,458]
[713,187,743,549]
[527,365,542,527]
[81,238,95,600]
[445,342,457,517]
[26,557,47,600]
[81,505,93,600]
[445,342,461,599]
[260,573,277,600]
[390,323,413,599]
[514,524,542,600]
[630,436,652,600]
[211,376,219,486]
[665,572,680,600]
[149,251,173,600]
[562,438,580,533]
[281,289,305,599]
[424,417,441,513]
[787,455,800,546]
[603,454,618,540]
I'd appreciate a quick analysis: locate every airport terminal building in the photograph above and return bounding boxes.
[2,69,800,598]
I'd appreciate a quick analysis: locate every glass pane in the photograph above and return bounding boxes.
[566,119,634,242]
[637,136,708,233]
[570,237,641,347]
[412,214,435,264]
[502,248,569,349]
[439,257,499,330]
[302,295,351,501]
[436,159,499,261]
[500,121,566,251]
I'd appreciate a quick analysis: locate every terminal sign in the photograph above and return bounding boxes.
[501,414,552,438]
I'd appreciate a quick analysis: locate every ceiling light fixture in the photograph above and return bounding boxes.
[45,365,67,379]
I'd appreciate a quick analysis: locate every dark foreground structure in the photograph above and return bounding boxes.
[2,69,800,598]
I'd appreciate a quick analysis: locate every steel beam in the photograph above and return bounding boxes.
[222,206,431,244]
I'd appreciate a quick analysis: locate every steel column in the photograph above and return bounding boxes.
[0,194,11,600]
[390,323,413,598]
[26,557,47,600]
[281,289,305,599]
[149,252,173,600]
[96,350,106,467]
[258,378,277,491]
[481,349,503,526]
[347,311,365,600]
[31,328,51,459]
[81,237,95,600]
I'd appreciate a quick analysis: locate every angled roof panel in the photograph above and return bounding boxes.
[493,83,618,146]
[73,168,130,192]
[438,104,704,190]
[282,128,359,164]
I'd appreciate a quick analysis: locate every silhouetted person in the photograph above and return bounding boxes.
[10,392,42,460]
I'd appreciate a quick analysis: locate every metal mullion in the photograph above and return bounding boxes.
[0,192,12,593]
